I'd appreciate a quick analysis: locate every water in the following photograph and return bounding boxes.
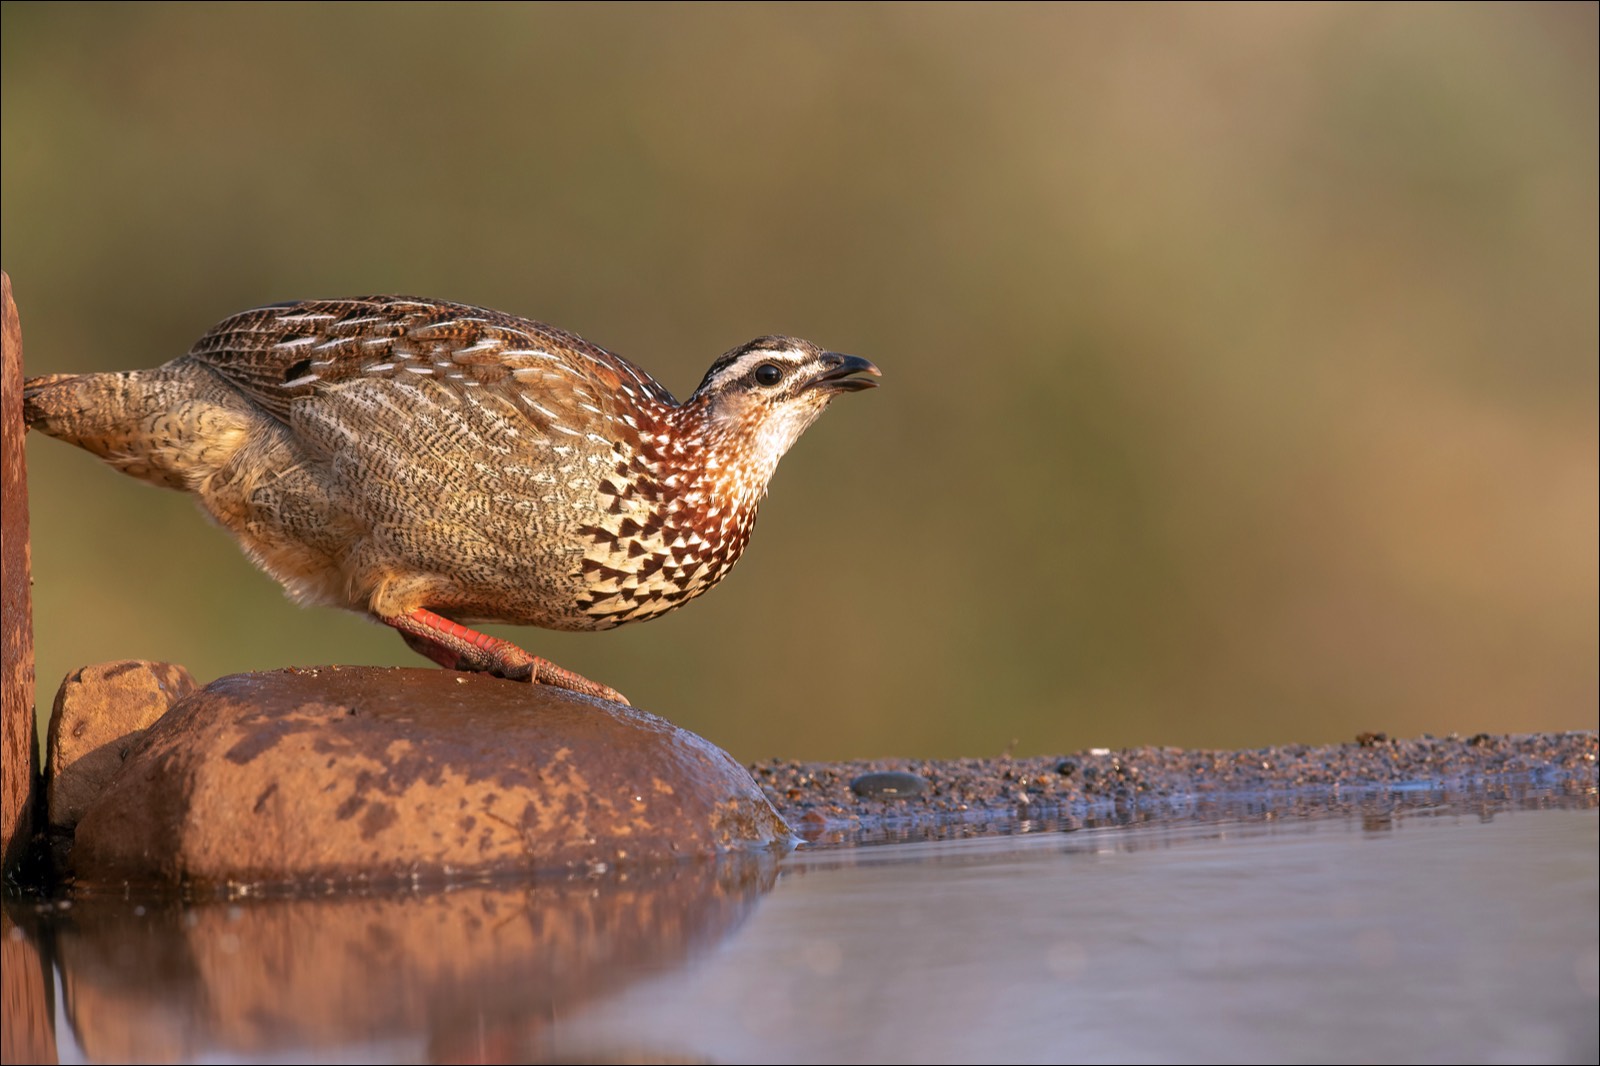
[6,801,1595,1064]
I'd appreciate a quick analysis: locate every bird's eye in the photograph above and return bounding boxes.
[754,363,783,387]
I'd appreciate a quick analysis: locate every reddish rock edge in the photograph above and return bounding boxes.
[69,666,794,889]
[1,270,38,877]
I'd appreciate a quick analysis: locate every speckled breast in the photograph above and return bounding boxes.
[568,421,759,630]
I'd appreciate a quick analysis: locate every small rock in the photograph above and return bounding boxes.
[47,660,198,831]
[849,771,928,800]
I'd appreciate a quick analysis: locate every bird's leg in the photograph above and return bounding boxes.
[382,607,630,705]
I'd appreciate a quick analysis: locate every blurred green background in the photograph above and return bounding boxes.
[3,3,1595,761]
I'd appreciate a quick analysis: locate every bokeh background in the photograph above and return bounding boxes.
[3,3,1594,761]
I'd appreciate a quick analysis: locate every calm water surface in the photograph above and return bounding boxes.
[7,801,1595,1065]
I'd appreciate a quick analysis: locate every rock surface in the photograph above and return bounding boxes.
[47,660,198,831]
[70,666,793,889]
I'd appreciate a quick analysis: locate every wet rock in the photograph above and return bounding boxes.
[47,660,199,831]
[70,667,793,889]
[849,771,928,800]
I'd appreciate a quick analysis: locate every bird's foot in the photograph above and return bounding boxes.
[385,607,630,705]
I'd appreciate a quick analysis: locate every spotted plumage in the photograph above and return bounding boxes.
[23,295,879,703]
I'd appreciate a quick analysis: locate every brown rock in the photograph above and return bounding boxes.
[2,270,39,876]
[46,660,199,831]
[71,666,794,888]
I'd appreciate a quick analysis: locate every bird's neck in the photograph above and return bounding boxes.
[659,396,782,518]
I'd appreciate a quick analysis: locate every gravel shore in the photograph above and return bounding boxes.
[753,731,1599,846]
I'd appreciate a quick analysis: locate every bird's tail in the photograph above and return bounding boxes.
[23,367,246,491]
[21,372,83,428]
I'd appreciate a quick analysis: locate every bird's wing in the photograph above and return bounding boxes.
[184,296,678,427]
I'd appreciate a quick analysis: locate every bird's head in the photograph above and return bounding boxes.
[686,337,879,480]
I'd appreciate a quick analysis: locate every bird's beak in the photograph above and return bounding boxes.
[812,353,882,393]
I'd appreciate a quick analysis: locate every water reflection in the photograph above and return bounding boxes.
[558,804,1597,1065]
[3,908,56,1065]
[6,853,779,1064]
[5,786,1595,1064]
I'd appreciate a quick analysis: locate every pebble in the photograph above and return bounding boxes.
[849,771,928,800]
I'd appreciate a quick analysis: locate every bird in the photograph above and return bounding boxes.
[22,295,879,705]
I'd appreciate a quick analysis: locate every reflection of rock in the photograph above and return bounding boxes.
[54,854,777,1062]
[71,666,794,888]
[1,906,58,1066]
[46,660,197,831]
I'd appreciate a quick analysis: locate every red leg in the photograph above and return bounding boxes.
[381,607,629,705]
